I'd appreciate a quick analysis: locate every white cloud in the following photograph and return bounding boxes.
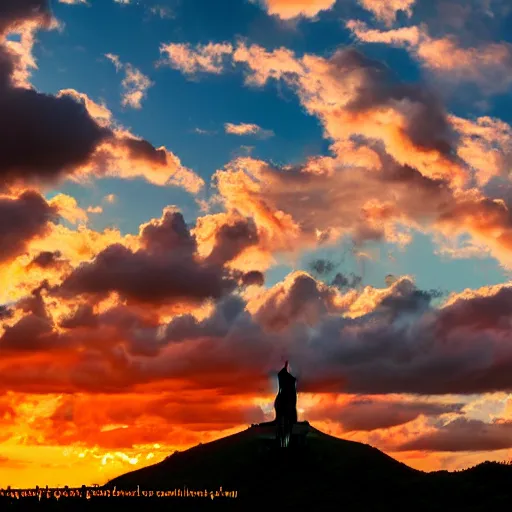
[105,54,153,109]
[224,122,274,139]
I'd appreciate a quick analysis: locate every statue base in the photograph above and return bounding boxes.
[248,421,311,448]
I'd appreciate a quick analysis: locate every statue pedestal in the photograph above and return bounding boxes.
[249,421,311,447]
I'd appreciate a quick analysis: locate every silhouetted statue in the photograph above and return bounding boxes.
[274,361,297,447]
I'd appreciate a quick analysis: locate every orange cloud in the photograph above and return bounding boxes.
[105,53,153,109]
[159,41,512,267]
[305,393,462,432]
[347,21,512,94]
[57,89,112,127]
[75,131,205,193]
[159,42,234,75]
[357,0,415,26]
[0,190,58,265]
[167,42,467,188]
[48,194,88,225]
[450,115,512,185]
[224,122,274,138]
[260,0,336,19]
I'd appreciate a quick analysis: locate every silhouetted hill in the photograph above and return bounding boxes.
[4,423,512,511]
[107,422,419,488]
[104,422,512,510]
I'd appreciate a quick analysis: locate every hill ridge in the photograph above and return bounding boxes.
[103,421,512,510]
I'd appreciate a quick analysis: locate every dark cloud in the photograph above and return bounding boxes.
[409,0,512,44]
[0,2,108,188]
[296,283,512,396]
[163,295,248,344]
[254,273,338,331]
[0,306,13,320]
[0,0,51,36]
[0,191,58,263]
[59,303,97,329]
[5,264,512,398]
[16,282,49,318]
[0,83,109,187]
[140,208,196,256]
[205,217,259,266]
[327,48,459,159]
[331,272,362,289]
[309,258,337,275]
[241,270,265,287]
[1,282,71,353]
[56,209,237,306]
[435,286,512,334]
[397,417,512,452]
[56,243,234,305]
[0,3,193,193]
[308,398,464,431]
[28,250,64,269]
[378,283,443,322]
[0,314,62,352]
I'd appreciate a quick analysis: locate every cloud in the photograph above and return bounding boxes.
[203,216,260,267]
[450,115,512,186]
[248,271,342,331]
[104,53,122,72]
[55,207,238,306]
[159,41,512,268]
[193,210,277,272]
[57,89,112,127]
[0,1,52,37]
[30,392,264,450]
[308,258,337,275]
[224,122,274,139]
[0,456,28,469]
[397,418,512,452]
[240,270,265,287]
[48,193,88,225]
[162,41,466,188]
[0,66,110,190]
[193,128,217,135]
[72,131,204,193]
[6,262,512,400]
[58,0,89,5]
[105,53,153,109]
[27,250,67,270]
[347,20,512,94]
[211,155,429,259]
[357,0,415,26]
[0,3,202,194]
[211,146,512,270]
[331,272,362,289]
[308,396,463,431]
[158,42,234,75]
[233,44,466,187]
[0,191,58,264]
[257,0,337,20]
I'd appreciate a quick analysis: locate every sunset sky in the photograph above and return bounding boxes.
[1,0,512,487]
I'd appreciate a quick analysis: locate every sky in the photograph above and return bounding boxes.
[1,0,512,487]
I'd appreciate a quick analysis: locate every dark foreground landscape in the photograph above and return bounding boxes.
[2,422,511,511]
